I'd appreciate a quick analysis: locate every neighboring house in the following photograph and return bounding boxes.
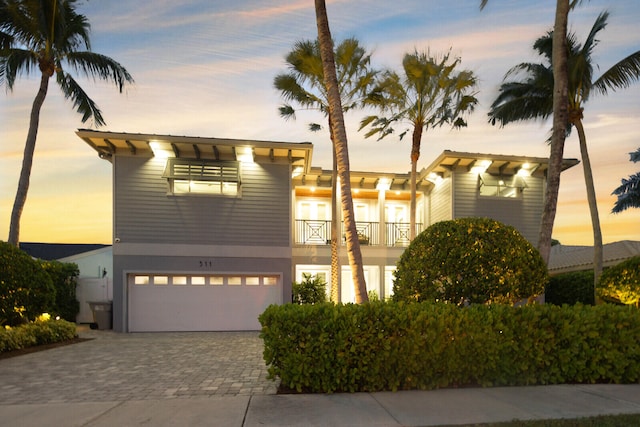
[76,129,579,332]
[20,243,112,324]
[548,240,640,275]
[58,246,113,323]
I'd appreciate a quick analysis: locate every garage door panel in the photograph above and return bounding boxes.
[128,274,282,332]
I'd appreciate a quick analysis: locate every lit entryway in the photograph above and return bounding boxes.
[128,273,282,332]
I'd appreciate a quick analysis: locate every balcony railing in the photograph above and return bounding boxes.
[294,220,422,247]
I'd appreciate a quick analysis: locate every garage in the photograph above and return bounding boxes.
[127,273,282,332]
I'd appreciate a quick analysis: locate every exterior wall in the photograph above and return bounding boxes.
[110,154,292,332]
[427,176,453,225]
[451,168,544,245]
[113,156,290,246]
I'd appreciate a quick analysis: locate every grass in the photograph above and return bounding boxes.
[440,413,640,426]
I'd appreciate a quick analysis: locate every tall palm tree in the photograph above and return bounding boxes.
[488,11,640,285]
[1,0,134,247]
[274,38,376,303]
[314,0,367,303]
[612,148,640,213]
[360,50,478,240]
[481,0,588,267]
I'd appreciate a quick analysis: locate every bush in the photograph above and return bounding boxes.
[0,317,77,353]
[40,260,80,322]
[393,218,548,305]
[259,302,640,393]
[597,256,640,307]
[0,241,56,326]
[546,270,595,306]
[292,273,327,304]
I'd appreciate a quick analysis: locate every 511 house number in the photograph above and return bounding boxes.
[199,260,213,268]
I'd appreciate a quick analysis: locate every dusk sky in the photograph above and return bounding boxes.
[1,0,639,245]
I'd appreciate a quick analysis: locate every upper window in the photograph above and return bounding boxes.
[163,158,240,196]
[478,174,525,198]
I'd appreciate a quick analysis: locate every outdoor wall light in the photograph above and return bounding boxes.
[149,141,175,158]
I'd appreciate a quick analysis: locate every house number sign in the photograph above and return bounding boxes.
[199,260,214,268]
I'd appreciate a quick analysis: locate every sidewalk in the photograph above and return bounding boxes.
[1,384,639,426]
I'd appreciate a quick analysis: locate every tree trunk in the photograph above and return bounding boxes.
[409,125,423,240]
[330,130,341,303]
[315,0,368,303]
[8,72,50,247]
[538,0,570,265]
[573,117,603,291]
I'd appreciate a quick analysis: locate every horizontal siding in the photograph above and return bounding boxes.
[453,169,544,245]
[114,156,290,246]
[428,177,452,225]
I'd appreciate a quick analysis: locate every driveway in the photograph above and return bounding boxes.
[0,328,278,404]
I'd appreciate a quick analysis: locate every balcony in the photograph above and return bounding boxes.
[294,220,422,247]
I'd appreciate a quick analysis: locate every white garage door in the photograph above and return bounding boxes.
[128,273,282,332]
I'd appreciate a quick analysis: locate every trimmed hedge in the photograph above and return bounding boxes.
[597,256,640,307]
[546,270,595,306]
[0,241,55,326]
[259,302,640,393]
[40,260,80,322]
[0,318,77,353]
[393,218,548,305]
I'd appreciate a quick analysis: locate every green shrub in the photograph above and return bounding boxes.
[597,256,640,307]
[40,260,80,322]
[0,317,77,353]
[292,273,327,304]
[259,302,640,393]
[0,241,56,326]
[546,270,595,306]
[393,218,548,305]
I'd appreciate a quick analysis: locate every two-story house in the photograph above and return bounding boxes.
[77,129,578,332]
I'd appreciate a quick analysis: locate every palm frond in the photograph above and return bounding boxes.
[0,47,37,89]
[611,172,640,213]
[56,69,105,126]
[593,50,640,96]
[64,51,133,91]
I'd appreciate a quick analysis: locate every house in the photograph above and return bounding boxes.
[20,243,113,323]
[548,240,640,275]
[76,129,578,332]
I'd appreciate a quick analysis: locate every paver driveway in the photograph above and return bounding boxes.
[0,329,278,404]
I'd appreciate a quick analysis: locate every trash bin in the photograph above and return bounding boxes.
[88,301,112,330]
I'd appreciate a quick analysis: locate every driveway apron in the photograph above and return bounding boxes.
[0,329,278,404]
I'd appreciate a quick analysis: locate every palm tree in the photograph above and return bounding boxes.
[314,0,367,303]
[481,0,590,268]
[612,148,640,213]
[360,50,478,240]
[488,11,640,285]
[274,38,376,303]
[1,0,134,247]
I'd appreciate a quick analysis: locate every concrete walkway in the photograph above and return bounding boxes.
[1,329,639,426]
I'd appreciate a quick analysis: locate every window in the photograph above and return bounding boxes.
[163,158,240,196]
[478,174,525,198]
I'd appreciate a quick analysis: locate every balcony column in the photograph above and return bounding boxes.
[377,183,387,246]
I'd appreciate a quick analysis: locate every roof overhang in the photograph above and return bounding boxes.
[420,150,580,180]
[76,129,314,174]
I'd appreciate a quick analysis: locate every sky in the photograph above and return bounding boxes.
[1,0,639,246]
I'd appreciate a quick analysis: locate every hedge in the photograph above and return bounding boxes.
[259,302,640,393]
[0,317,77,353]
[546,270,595,306]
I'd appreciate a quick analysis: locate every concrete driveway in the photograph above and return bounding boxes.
[0,328,278,404]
